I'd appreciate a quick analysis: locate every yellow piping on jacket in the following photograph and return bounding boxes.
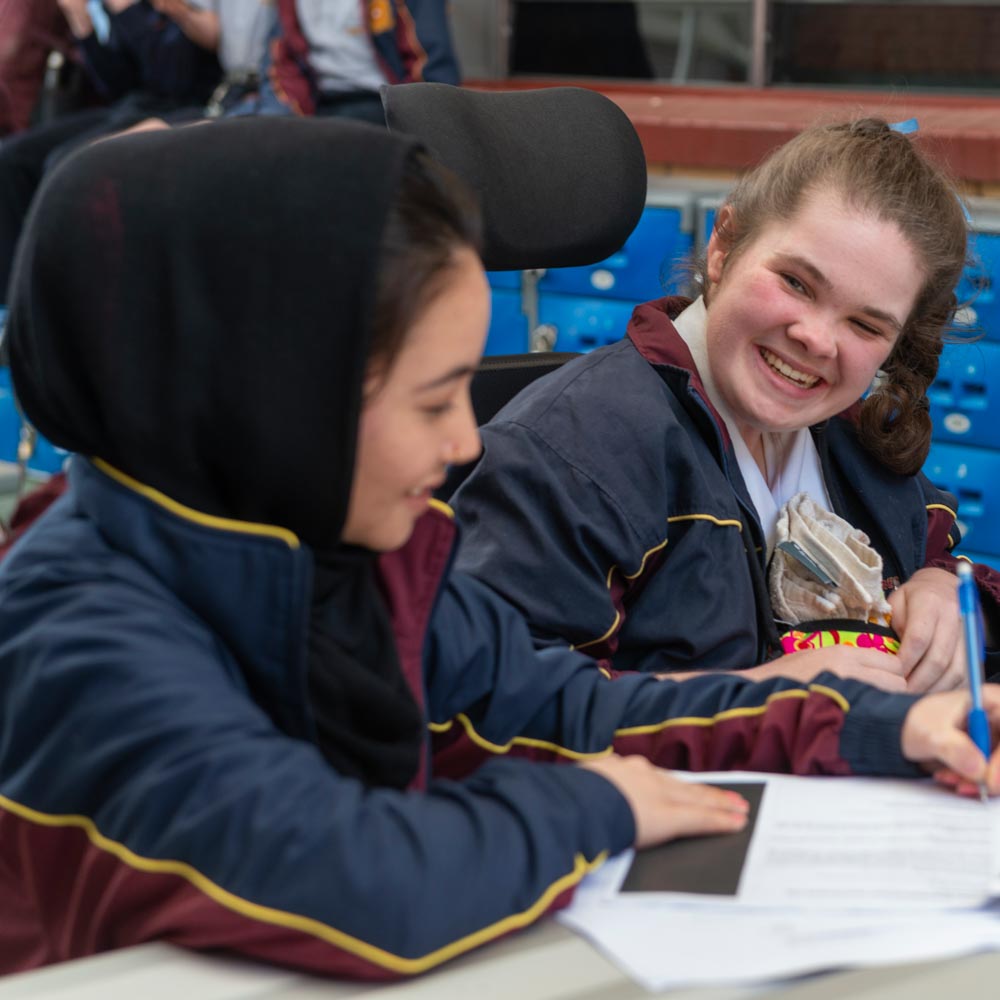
[92,458,300,549]
[429,683,849,759]
[0,792,606,975]
[573,512,743,652]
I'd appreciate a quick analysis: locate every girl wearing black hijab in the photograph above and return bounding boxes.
[0,117,997,979]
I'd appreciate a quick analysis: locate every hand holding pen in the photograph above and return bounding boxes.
[957,562,991,802]
[900,562,997,799]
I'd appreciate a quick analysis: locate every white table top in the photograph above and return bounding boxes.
[2,919,1000,1000]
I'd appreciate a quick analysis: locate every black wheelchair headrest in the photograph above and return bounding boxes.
[381,83,647,272]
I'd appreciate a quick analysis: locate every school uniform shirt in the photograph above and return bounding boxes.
[190,0,276,75]
[674,295,832,559]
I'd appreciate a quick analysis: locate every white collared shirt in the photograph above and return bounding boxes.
[673,297,832,557]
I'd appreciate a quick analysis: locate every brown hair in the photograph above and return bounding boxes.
[702,118,968,476]
[369,150,483,379]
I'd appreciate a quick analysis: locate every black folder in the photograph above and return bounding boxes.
[621,782,766,896]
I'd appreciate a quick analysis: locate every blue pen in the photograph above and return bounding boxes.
[957,561,990,802]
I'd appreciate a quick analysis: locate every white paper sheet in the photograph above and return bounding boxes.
[738,775,995,909]
[557,773,1000,990]
[559,897,1000,991]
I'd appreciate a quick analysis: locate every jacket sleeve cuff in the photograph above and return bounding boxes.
[838,688,922,777]
[560,765,636,856]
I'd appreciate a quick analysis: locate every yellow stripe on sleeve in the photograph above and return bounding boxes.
[0,793,606,975]
[430,684,849,757]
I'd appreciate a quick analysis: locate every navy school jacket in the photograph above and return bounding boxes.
[453,298,1000,676]
[0,457,920,978]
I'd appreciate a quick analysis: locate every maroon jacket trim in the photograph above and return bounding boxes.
[430,684,853,780]
[612,685,851,776]
[270,0,315,116]
[0,797,603,978]
[391,0,427,82]
[0,803,399,979]
[625,297,733,450]
[377,502,456,790]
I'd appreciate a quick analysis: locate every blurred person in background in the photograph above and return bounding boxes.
[0,0,71,137]
[262,0,460,123]
[0,0,225,310]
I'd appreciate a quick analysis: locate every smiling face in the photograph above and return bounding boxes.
[703,185,926,456]
[342,247,489,552]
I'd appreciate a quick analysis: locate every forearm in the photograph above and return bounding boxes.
[166,3,220,52]
[61,4,94,38]
[426,575,917,778]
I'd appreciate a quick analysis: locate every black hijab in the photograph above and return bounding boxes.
[8,117,427,789]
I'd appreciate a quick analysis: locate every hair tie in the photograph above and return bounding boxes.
[888,118,919,135]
